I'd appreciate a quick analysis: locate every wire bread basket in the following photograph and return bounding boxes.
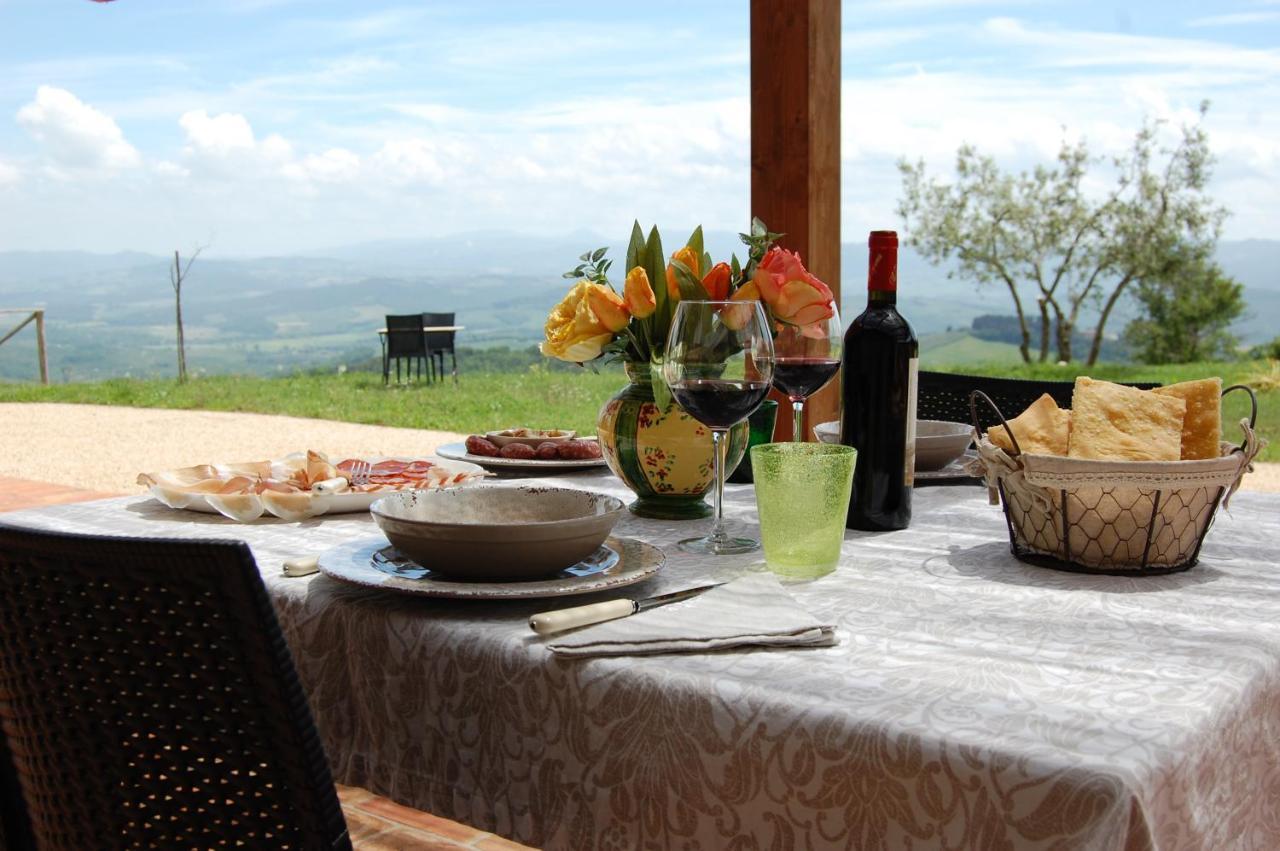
[968,385,1264,576]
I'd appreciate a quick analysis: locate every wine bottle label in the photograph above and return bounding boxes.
[904,357,918,486]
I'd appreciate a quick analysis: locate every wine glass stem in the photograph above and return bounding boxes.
[710,427,728,543]
[792,398,806,442]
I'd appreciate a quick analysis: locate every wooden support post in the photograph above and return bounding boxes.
[35,309,48,385]
[750,0,841,441]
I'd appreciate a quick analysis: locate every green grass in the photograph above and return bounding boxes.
[1,359,1274,461]
[0,369,624,436]
[931,359,1278,461]
[920,333,1023,365]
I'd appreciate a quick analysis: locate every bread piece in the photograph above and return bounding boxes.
[988,393,1070,456]
[1152,377,1222,460]
[1068,377,1185,462]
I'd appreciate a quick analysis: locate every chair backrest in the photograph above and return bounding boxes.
[422,312,456,353]
[918,370,1161,429]
[385,313,427,358]
[0,524,351,851]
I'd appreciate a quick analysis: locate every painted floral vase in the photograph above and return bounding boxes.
[596,361,748,520]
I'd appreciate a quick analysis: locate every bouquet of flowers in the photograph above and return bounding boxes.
[540,218,836,372]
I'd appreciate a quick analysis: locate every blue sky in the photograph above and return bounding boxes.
[0,0,1276,255]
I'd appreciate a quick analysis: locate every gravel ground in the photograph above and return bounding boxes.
[2,401,1276,494]
[0,403,468,494]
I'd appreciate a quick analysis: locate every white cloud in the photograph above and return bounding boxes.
[282,147,361,183]
[180,110,256,156]
[16,86,141,170]
[0,159,19,186]
[1188,11,1280,27]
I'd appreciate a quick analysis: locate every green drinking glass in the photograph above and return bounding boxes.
[751,442,857,579]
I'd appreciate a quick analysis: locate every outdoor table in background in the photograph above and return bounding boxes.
[5,474,1279,849]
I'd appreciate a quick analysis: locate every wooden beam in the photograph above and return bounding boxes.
[750,0,841,440]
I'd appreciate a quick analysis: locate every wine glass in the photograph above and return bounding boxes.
[771,306,842,441]
[664,300,775,555]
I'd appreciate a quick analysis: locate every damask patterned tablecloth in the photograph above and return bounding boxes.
[7,475,1280,850]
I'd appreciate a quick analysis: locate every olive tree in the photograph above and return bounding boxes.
[1124,252,1244,364]
[897,104,1227,365]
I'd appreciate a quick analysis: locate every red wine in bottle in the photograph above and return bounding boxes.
[842,230,918,531]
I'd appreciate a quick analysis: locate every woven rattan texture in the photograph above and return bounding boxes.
[0,525,350,851]
[919,370,1160,429]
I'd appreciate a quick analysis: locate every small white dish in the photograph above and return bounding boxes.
[812,419,973,472]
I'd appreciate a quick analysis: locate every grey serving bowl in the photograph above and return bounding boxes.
[370,485,625,579]
[813,419,973,471]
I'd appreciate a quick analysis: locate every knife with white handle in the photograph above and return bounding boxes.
[282,555,320,577]
[529,582,725,635]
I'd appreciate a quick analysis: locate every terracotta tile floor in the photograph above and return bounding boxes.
[0,476,535,851]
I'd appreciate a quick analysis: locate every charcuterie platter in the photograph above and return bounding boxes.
[137,450,488,521]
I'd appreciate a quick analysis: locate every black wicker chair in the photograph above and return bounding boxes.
[0,525,351,851]
[383,313,430,385]
[423,311,457,384]
[918,370,1161,430]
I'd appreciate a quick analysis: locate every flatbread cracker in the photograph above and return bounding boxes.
[1068,377,1184,462]
[988,393,1070,456]
[1152,377,1222,460]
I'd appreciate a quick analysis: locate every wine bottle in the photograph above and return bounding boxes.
[842,230,918,531]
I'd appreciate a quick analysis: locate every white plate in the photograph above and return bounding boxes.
[436,441,607,472]
[317,535,665,600]
[146,456,486,520]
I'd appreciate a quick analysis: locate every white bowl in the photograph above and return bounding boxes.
[370,485,624,579]
[812,419,972,471]
[914,419,973,471]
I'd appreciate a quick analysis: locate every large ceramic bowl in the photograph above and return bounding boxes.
[370,485,625,579]
[813,419,973,471]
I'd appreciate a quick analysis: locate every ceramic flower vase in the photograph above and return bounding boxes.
[597,361,748,520]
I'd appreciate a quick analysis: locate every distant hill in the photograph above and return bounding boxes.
[0,236,1276,382]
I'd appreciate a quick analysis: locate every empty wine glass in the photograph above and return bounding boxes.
[663,300,775,554]
[771,306,842,441]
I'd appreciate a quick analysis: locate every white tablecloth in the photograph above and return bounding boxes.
[6,472,1279,850]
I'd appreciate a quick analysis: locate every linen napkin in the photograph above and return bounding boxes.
[546,570,838,658]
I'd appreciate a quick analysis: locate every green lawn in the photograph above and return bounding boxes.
[0,359,1274,461]
[931,359,1278,461]
[0,369,624,436]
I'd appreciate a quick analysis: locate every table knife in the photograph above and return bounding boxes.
[529,582,725,636]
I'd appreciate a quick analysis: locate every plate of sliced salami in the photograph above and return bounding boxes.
[137,450,488,522]
[437,436,607,471]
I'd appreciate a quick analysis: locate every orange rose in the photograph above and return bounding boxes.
[665,246,701,300]
[623,266,656,319]
[753,247,835,326]
[701,262,732,301]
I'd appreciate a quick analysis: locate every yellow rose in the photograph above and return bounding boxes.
[540,281,618,362]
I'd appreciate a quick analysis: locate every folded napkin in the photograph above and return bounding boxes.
[546,571,838,658]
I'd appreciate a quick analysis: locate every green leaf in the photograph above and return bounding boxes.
[562,271,577,279]
[752,217,767,238]
[579,251,591,262]
[591,246,608,262]
[672,259,708,301]
[645,225,667,321]
[626,221,645,273]
[650,356,674,413]
[686,225,705,259]
[730,253,742,282]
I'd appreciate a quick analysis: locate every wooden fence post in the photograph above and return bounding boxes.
[750,0,842,440]
[35,310,48,385]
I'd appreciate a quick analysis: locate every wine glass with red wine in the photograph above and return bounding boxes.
[663,300,775,555]
[772,305,842,441]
